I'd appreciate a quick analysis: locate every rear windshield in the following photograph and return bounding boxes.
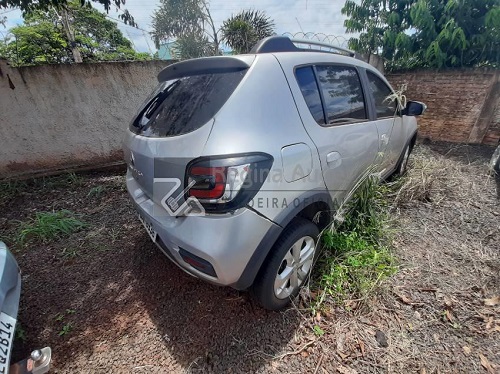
[130,70,247,137]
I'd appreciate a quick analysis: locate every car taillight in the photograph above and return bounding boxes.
[185,153,273,213]
[188,166,227,199]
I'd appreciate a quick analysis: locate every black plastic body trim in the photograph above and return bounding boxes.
[179,248,217,278]
[232,223,283,290]
[232,190,334,290]
[273,190,334,228]
[250,36,299,54]
[382,130,418,180]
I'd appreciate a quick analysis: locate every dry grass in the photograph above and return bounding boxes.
[289,143,500,373]
[388,145,495,208]
[375,144,499,372]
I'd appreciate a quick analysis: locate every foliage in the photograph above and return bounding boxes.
[342,0,500,70]
[58,323,72,336]
[0,0,136,26]
[313,175,396,309]
[152,2,275,59]
[151,0,219,59]
[15,324,27,343]
[174,31,214,59]
[221,10,275,54]
[0,180,29,205]
[0,1,150,65]
[87,185,105,198]
[0,173,84,209]
[17,210,86,245]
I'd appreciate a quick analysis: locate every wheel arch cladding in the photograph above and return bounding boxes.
[232,191,333,290]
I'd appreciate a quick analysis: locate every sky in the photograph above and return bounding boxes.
[0,0,354,53]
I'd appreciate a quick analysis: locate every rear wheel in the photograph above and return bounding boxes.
[251,218,319,310]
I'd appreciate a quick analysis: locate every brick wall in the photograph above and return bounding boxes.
[485,97,500,145]
[387,69,500,145]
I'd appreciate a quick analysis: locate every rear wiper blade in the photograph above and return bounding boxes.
[134,79,181,130]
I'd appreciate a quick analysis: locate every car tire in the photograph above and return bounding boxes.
[251,218,319,311]
[395,144,411,176]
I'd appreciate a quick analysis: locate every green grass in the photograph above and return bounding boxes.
[34,172,83,189]
[17,210,86,245]
[87,185,105,198]
[55,309,75,337]
[58,323,72,337]
[0,173,83,205]
[15,324,27,343]
[0,180,29,203]
[312,174,397,310]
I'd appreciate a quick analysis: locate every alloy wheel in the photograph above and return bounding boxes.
[274,236,316,299]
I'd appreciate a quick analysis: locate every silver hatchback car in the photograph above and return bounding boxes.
[124,36,424,310]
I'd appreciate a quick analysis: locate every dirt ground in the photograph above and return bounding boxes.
[0,142,499,373]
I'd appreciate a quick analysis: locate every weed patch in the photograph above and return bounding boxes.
[17,210,86,245]
[0,173,83,205]
[36,173,83,189]
[0,180,29,203]
[87,185,106,198]
[312,175,396,310]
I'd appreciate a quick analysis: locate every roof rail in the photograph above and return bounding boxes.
[291,38,355,57]
[250,36,357,58]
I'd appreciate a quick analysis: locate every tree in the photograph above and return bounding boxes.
[151,0,219,59]
[221,10,275,54]
[0,1,150,66]
[342,0,500,70]
[0,0,136,26]
[173,32,214,59]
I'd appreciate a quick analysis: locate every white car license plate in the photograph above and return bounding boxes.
[138,214,157,242]
[0,312,16,373]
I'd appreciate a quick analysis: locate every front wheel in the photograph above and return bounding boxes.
[251,218,319,310]
[395,144,411,176]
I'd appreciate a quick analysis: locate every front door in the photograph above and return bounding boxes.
[365,70,405,175]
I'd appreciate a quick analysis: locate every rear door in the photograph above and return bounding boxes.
[364,70,404,174]
[293,64,379,202]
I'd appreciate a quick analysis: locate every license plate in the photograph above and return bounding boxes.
[0,312,16,373]
[138,214,157,242]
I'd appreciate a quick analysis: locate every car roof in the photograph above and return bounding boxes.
[270,51,382,75]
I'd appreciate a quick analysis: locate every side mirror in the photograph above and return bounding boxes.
[403,101,427,116]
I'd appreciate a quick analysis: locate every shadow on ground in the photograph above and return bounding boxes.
[426,140,497,164]
[130,236,301,372]
[3,172,299,372]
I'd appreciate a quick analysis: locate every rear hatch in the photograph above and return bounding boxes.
[123,56,255,208]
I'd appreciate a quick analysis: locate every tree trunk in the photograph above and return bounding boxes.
[61,8,83,63]
[203,2,219,55]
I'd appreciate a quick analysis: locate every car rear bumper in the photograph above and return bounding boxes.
[126,172,278,287]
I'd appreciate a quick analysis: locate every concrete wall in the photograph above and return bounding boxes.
[387,69,500,145]
[0,59,171,179]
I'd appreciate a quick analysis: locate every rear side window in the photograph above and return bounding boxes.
[131,70,247,137]
[315,65,367,125]
[295,66,325,125]
[367,71,397,118]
